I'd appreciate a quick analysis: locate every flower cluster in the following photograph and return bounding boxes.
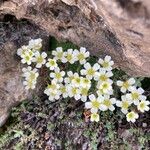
[17,38,149,123]
[17,39,44,89]
[116,78,149,123]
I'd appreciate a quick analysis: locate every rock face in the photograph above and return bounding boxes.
[0,16,49,126]
[1,0,150,76]
[0,0,150,126]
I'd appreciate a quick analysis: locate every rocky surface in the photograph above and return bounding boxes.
[0,0,150,126]
[0,16,49,126]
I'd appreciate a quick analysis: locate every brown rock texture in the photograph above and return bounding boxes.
[0,16,49,126]
[1,0,150,76]
[0,0,150,126]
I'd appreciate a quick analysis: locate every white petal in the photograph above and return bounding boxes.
[109,105,115,111]
[80,69,86,75]
[106,71,113,77]
[80,47,86,53]
[128,78,135,85]
[138,87,144,94]
[109,61,114,66]
[75,94,81,100]
[85,102,92,109]
[84,63,91,69]
[121,87,126,93]
[91,108,98,113]
[110,98,116,104]
[139,95,146,101]
[116,80,123,86]
[89,94,95,101]
[116,101,122,107]
[98,58,103,64]
[105,55,111,62]
[99,104,107,111]
[93,63,100,70]
[121,109,128,114]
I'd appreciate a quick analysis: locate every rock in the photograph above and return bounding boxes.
[1,0,150,76]
[0,16,49,126]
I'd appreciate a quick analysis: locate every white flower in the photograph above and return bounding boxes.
[90,113,99,122]
[20,49,34,65]
[50,68,65,83]
[23,80,36,90]
[44,80,60,94]
[117,78,135,93]
[67,85,81,100]
[64,71,73,84]
[79,87,89,102]
[62,49,76,64]
[52,47,64,61]
[97,80,113,95]
[103,95,116,111]
[17,45,30,56]
[60,84,68,98]
[85,94,107,113]
[22,66,32,77]
[81,78,91,89]
[32,51,47,68]
[46,58,58,70]
[44,80,61,101]
[94,69,113,83]
[126,87,146,105]
[64,71,77,84]
[22,67,39,90]
[71,74,82,87]
[80,63,100,80]
[126,111,139,123]
[98,55,114,71]
[116,95,132,114]
[23,68,39,81]
[28,38,42,50]
[73,47,90,64]
[137,100,150,113]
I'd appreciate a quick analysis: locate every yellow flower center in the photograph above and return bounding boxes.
[48,84,56,89]
[97,88,105,95]
[139,102,145,109]
[91,113,99,120]
[74,78,81,84]
[83,79,89,84]
[87,68,95,76]
[60,87,66,93]
[131,92,139,100]
[72,87,77,95]
[50,60,56,66]
[99,75,108,81]
[102,62,109,68]
[127,112,134,119]
[81,88,88,95]
[123,81,129,89]
[28,80,33,88]
[57,52,63,58]
[29,51,33,56]
[102,83,109,89]
[122,101,129,109]
[37,56,43,63]
[103,99,111,107]
[25,55,30,61]
[78,53,84,60]
[92,100,100,108]
[29,73,36,80]
[67,54,72,61]
[55,73,61,79]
